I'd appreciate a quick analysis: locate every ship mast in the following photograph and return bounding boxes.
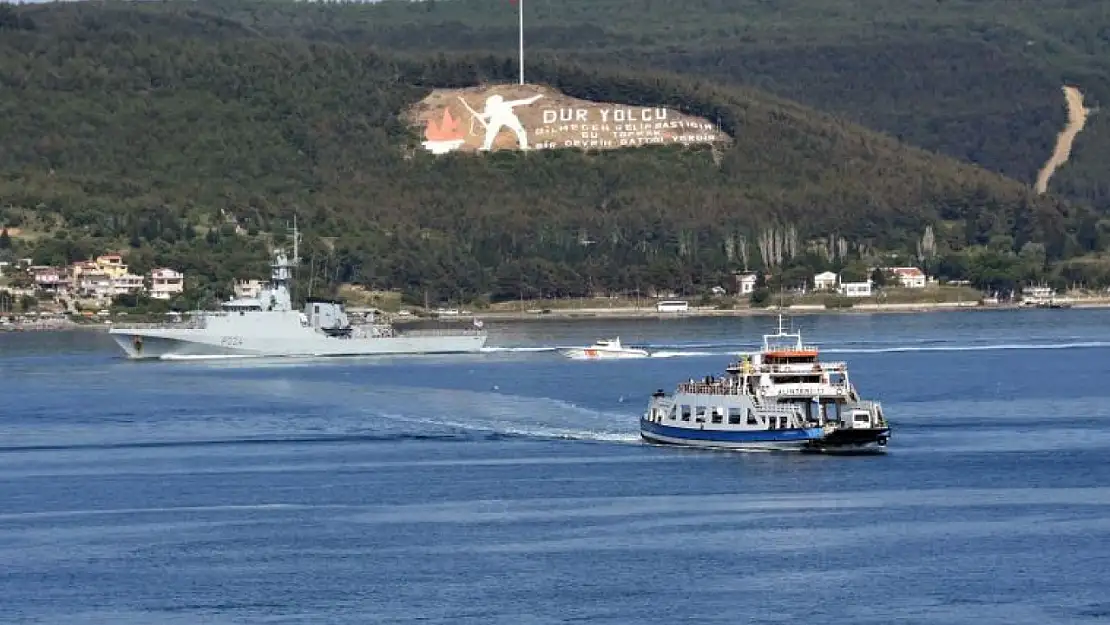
[292,215,300,265]
[288,215,300,306]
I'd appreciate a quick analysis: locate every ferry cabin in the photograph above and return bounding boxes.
[730,351,855,427]
[647,378,807,428]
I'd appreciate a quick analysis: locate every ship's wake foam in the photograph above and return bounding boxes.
[0,379,643,454]
[483,339,1110,360]
[371,386,641,444]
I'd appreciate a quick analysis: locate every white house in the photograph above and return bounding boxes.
[736,272,758,295]
[149,268,185,300]
[31,267,66,294]
[839,280,873,298]
[814,271,839,291]
[890,266,926,289]
[234,279,264,299]
[77,272,112,299]
[110,274,146,296]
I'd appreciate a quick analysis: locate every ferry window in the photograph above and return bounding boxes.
[746,410,759,426]
[668,406,678,420]
[681,406,691,421]
[711,409,723,424]
[695,407,706,421]
[727,408,743,425]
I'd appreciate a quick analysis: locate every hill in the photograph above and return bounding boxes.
[0,2,1098,306]
[96,0,1106,212]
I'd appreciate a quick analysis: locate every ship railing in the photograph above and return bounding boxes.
[676,382,746,395]
[111,318,208,330]
[761,362,847,373]
[754,402,804,416]
[396,328,487,337]
[762,343,820,353]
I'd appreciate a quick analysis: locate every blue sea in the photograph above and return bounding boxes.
[2,309,1110,624]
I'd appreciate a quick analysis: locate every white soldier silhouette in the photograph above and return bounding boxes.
[472,93,543,151]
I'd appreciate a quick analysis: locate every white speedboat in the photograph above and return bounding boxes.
[560,337,650,360]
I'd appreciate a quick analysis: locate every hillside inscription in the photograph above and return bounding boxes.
[409,84,730,155]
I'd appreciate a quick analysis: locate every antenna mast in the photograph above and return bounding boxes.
[292,215,300,265]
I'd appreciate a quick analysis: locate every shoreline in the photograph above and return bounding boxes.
[421,299,1110,323]
[4,299,1109,333]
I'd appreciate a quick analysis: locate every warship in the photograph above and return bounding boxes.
[640,315,890,452]
[108,223,488,360]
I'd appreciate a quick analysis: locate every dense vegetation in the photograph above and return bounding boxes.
[159,0,1110,211]
[0,1,1105,306]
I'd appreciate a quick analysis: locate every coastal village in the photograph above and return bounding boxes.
[2,246,1081,332]
[0,253,187,326]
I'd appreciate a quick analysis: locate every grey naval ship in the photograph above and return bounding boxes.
[108,226,487,360]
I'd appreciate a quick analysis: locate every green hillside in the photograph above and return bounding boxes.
[0,2,1100,306]
[106,0,1106,212]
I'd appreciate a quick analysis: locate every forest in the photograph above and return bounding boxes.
[103,0,1110,211]
[0,1,1105,306]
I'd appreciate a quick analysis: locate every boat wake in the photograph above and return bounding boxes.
[822,341,1110,354]
[483,340,1110,360]
[373,388,641,444]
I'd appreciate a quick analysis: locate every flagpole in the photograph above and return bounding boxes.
[518,0,524,85]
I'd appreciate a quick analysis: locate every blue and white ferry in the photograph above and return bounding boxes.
[640,315,890,452]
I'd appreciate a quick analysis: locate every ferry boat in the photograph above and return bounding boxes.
[640,315,890,452]
[559,337,650,360]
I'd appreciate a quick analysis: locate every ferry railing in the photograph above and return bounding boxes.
[761,362,847,373]
[762,343,821,352]
[677,382,744,395]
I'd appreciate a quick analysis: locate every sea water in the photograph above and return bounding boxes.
[1,309,1109,624]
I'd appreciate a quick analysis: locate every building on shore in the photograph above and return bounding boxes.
[149,268,185,300]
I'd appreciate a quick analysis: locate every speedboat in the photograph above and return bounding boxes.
[560,337,650,360]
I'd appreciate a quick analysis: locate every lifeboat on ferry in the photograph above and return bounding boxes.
[560,337,650,360]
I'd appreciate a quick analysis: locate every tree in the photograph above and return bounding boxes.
[870,267,887,287]
[8,271,33,289]
[749,272,771,307]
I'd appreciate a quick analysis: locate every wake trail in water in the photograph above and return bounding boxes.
[374,389,642,445]
[485,340,1110,359]
[823,341,1110,355]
